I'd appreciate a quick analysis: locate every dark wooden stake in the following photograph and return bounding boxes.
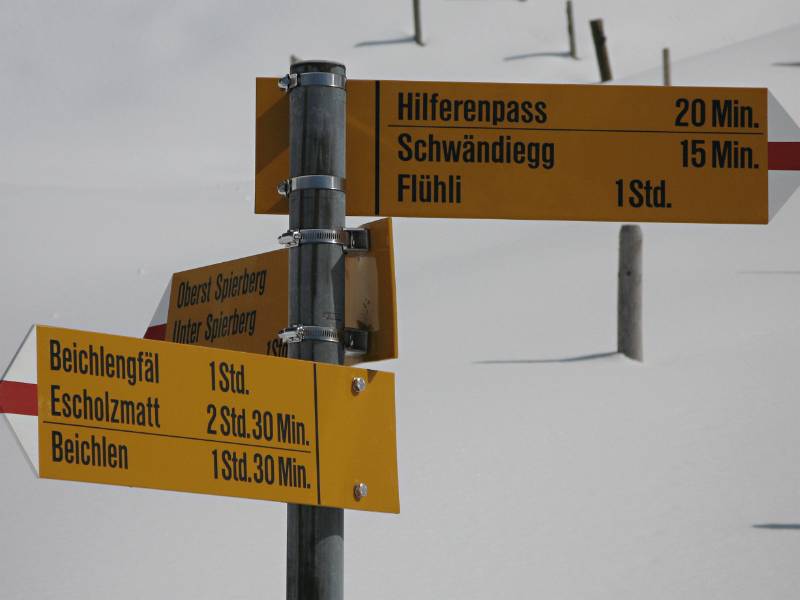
[413,0,423,46]
[618,225,643,361]
[590,18,612,82]
[567,1,577,59]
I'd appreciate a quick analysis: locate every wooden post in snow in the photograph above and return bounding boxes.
[590,19,612,81]
[567,1,577,59]
[618,225,643,361]
[413,0,424,46]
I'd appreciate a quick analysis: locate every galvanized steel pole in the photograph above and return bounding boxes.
[285,60,346,600]
[617,224,643,361]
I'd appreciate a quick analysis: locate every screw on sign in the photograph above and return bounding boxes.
[352,377,367,394]
[354,482,368,501]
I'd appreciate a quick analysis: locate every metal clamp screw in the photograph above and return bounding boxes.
[278,230,304,247]
[353,482,368,501]
[352,377,366,394]
[278,72,347,92]
[277,73,298,91]
[277,175,345,198]
[278,228,369,252]
[278,325,340,344]
[277,326,369,356]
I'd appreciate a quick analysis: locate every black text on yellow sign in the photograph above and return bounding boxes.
[167,218,398,365]
[37,326,399,513]
[256,79,769,224]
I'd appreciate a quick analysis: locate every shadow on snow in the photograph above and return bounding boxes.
[474,351,617,365]
[504,50,571,61]
[355,36,416,48]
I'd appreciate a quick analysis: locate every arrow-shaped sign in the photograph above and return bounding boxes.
[256,79,800,224]
[766,92,800,220]
[144,218,398,365]
[2,326,399,513]
[0,326,38,473]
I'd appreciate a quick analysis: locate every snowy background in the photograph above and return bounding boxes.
[3,1,800,598]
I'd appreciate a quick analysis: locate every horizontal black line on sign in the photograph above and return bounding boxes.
[42,420,312,454]
[386,123,765,135]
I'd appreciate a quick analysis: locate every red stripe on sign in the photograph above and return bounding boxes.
[0,381,37,416]
[768,142,800,171]
[143,324,167,340]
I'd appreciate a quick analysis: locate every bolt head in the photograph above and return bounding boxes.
[352,376,366,394]
[353,482,368,500]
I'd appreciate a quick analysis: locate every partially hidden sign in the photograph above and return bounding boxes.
[256,78,798,224]
[167,217,397,365]
[37,325,399,513]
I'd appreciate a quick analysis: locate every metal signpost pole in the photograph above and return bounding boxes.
[281,60,347,600]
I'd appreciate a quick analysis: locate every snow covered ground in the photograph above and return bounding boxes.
[3,1,800,598]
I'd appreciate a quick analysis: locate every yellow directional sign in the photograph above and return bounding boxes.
[256,78,770,224]
[37,325,399,513]
[169,250,288,355]
[167,217,398,364]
